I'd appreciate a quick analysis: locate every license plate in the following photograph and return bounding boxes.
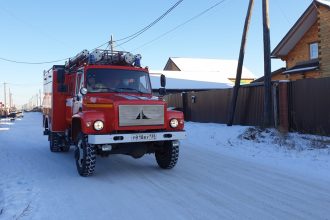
[131,133,157,142]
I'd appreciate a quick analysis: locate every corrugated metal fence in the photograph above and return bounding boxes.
[165,77,330,135]
[165,84,268,126]
[288,77,330,135]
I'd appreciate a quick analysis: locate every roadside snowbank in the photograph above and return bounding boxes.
[184,122,330,181]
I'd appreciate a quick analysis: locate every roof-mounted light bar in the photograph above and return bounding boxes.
[65,49,142,71]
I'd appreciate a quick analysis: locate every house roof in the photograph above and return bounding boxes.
[164,57,255,79]
[272,0,330,58]
[283,59,319,74]
[150,70,233,90]
[251,68,286,83]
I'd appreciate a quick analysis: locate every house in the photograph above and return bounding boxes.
[269,0,330,81]
[150,70,233,93]
[163,57,255,84]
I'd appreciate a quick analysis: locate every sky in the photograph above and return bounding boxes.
[0,0,315,106]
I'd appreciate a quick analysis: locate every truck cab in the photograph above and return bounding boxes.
[43,49,185,176]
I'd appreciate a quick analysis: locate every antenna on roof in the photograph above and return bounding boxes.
[110,35,114,53]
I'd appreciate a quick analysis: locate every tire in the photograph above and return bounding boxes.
[155,141,179,169]
[49,133,70,152]
[60,143,70,152]
[49,133,61,152]
[74,132,96,177]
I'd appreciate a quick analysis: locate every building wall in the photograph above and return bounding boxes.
[268,70,321,81]
[318,4,330,77]
[284,22,319,69]
[228,78,254,84]
[284,70,321,81]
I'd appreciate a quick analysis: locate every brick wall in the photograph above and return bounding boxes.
[318,4,330,77]
[284,22,319,69]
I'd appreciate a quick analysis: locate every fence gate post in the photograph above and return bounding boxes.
[278,80,290,132]
[182,92,190,121]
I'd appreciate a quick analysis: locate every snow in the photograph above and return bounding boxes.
[166,58,255,79]
[150,72,233,90]
[1,113,330,219]
[317,0,330,7]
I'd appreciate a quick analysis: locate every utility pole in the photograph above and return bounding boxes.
[39,89,42,107]
[228,0,255,126]
[3,82,7,110]
[262,0,272,127]
[110,35,114,53]
[9,88,11,109]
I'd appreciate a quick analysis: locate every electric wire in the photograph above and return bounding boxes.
[94,0,184,49]
[115,0,183,43]
[273,0,290,24]
[0,56,69,65]
[133,0,227,51]
[0,0,183,65]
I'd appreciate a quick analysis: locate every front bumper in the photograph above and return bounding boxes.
[88,131,186,144]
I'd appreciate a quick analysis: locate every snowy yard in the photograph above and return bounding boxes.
[1,113,330,219]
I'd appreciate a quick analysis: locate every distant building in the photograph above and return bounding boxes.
[269,0,330,81]
[163,57,255,84]
[150,70,233,93]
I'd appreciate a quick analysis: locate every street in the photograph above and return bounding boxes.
[0,113,330,220]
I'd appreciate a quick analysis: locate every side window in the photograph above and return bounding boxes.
[138,75,151,93]
[309,42,318,59]
[75,71,84,95]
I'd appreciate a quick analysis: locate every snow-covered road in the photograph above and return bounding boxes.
[1,113,330,219]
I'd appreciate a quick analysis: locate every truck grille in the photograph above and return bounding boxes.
[119,105,164,126]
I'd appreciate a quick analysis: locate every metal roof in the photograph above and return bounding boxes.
[165,57,255,79]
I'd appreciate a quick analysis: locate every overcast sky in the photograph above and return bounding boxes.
[0,0,314,106]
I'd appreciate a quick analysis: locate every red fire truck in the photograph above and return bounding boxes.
[42,49,185,176]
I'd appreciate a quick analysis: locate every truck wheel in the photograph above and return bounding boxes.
[49,133,61,152]
[60,144,70,152]
[75,132,96,177]
[155,141,179,169]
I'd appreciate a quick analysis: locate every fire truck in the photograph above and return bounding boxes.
[42,49,185,176]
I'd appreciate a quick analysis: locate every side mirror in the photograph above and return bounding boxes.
[160,74,166,87]
[57,69,65,84]
[159,88,166,96]
[80,87,88,96]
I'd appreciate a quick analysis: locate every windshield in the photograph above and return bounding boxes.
[85,68,152,94]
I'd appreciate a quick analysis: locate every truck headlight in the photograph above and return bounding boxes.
[170,119,179,128]
[94,120,104,130]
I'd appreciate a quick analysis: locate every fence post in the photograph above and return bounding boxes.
[278,80,290,132]
[182,92,190,121]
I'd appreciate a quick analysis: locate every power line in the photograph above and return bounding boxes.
[0,56,69,65]
[93,0,184,50]
[0,7,70,48]
[115,0,183,46]
[0,82,42,87]
[133,0,227,51]
[273,0,290,24]
[0,0,183,65]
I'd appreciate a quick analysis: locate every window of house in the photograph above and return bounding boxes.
[309,42,318,59]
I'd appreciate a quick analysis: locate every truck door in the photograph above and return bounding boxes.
[72,69,84,115]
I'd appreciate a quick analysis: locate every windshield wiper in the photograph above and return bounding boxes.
[88,87,119,93]
[117,87,144,94]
